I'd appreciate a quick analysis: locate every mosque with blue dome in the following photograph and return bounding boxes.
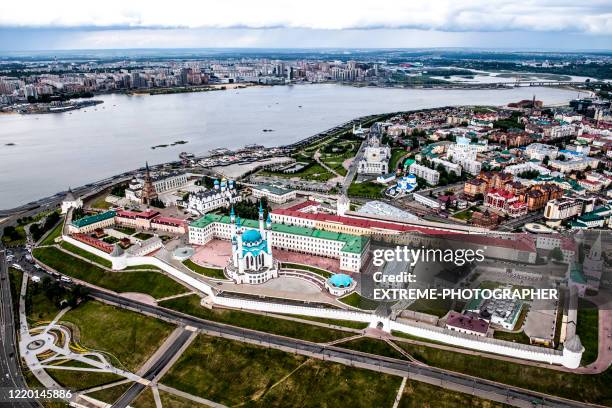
[226,202,279,284]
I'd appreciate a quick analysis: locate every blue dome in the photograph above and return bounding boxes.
[242,229,263,243]
[214,180,220,184]
[328,274,353,288]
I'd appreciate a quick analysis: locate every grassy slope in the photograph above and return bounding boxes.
[61,301,175,372]
[33,247,187,298]
[159,294,352,343]
[182,259,225,279]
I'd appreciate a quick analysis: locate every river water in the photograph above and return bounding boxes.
[0,84,580,209]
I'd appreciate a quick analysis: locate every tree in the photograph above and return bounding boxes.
[149,197,166,209]
[550,247,563,262]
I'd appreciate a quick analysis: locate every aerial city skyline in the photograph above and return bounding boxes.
[0,2,611,408]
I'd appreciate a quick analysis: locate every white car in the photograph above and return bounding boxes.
[11,263,23,271]
[31,276,41,283]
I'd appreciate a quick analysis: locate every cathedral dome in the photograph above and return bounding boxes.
[242,229,263,244]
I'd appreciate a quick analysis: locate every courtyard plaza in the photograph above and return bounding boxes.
[157,239,347,307]
[190,238,344,274]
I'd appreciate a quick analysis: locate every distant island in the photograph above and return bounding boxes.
[151,140,188,149]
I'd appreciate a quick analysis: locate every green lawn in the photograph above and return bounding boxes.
[347,181,383,199]
[407,298,454,318]
[277,314,369,330]
[399,380,511,408]
[335,337,407,360]
[33,247,188,298]
[280,262,333,278]
[90,196,113,210]
[61,301,175,371]
[84,381,133,404]
[162,335,306,406]
[8,268,23,324]
[319,141,359,176]
[452,208,474,221]
[339,292,378,310]
[46,368,123,391]
[134,232,153,240]
[115,226,136,235]
[60,241,112,268]
[577,299,599,365]
[159,390,209,408]
[254,358,401,408]
[40,219,64,246]
[161,334,402,408]
[26,280,63,323]
[159,294,353,343]
[132,387,156,408]
[389,148,408,171]
[394,340,612,405]
[260,162,334,182]
[183,259,225,279]
[124,264,162,271]
[1,225,26,247]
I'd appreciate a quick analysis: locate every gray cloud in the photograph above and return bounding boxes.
[0,1,611,34]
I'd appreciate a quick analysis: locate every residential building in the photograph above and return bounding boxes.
[409,163,440,185]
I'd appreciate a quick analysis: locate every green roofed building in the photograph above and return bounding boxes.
[69,210,116,234]
[189,213,369,273]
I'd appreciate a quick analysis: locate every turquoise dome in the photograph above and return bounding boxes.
[242,229,263,243]
[328,274,353,288]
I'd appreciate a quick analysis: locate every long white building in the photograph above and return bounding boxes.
[188,213,368,273]
[431,157,462,176]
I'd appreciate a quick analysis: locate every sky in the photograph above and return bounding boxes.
[0,0,611,51]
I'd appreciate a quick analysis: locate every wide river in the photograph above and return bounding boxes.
[0,84,580,209]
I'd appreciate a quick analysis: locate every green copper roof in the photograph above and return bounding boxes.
[71,210,116,228]
[190,213,367,254]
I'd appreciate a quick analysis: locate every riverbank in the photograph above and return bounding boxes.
[0,84,579,209]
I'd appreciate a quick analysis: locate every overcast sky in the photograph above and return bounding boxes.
[1,0,611,51]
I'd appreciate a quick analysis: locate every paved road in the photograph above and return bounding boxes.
[0,250,41,408]
[111,328,193,408]
[87,288,590,408]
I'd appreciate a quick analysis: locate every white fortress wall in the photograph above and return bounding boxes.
[61,234,216,297]
[212,296,374,324]
[60,233,582,369]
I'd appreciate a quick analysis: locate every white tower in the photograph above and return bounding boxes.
[258,200,265,234]
[337,195,350,216]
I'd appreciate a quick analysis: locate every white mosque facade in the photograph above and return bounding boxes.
[226,205,279,284]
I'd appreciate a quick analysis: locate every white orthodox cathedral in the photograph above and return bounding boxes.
[226,203,279,284]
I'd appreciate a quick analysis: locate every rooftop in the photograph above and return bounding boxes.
[253,183,294,196]
[190,213,367,254]
[71,210,116,228]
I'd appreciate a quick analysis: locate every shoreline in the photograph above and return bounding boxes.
[0,83,572,213]
[0,98,575,214]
